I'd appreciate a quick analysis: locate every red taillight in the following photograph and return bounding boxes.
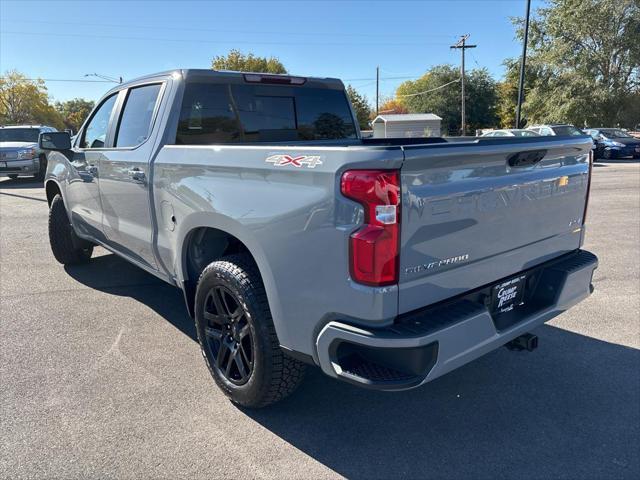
[341,170,400,286]
[582,149,594,224]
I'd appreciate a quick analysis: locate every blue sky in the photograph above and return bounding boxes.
[0,0,543,104]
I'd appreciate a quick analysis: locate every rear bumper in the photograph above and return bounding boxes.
[316,249,598,390]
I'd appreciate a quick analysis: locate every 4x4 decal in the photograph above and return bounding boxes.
[265,154,323,168]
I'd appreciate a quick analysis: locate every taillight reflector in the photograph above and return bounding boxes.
[341,170,400,286]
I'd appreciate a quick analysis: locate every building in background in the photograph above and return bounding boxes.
[371,113,442,138]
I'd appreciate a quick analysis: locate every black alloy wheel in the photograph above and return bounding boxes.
[194,254,306,407]
[202,285,254,385]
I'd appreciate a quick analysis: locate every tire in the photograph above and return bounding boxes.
[603,149,616,160]
[194,254,305,408]
[7,174,18,180]
[48,194,93,265]
[35,155,47,181]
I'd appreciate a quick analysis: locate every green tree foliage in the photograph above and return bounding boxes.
[396,65,498,134]
[211,49,287,74]
[345,85,372,129]
[496,58,521,128]
[506,0,640,127]
[0,70,64,129]
[55,98,95,133]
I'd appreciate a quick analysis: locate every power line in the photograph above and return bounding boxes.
[0,77,114,83]
[395,78,461,97]
[1,19,457,39]
[343,75,422,82]
[0,30,452,47]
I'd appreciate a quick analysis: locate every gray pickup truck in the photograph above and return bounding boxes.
[39,69,598,407]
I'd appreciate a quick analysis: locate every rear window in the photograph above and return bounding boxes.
[176,82,357,144]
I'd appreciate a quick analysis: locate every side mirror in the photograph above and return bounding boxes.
[39,131,71,151]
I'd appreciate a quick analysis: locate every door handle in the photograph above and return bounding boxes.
[87,165,98,175]
[507,149,547,167]
[128,168,146,183]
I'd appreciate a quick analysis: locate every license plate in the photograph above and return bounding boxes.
[0,162,6,168]
[491,275,526,314]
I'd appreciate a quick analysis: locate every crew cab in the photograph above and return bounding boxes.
[40,70,598,407]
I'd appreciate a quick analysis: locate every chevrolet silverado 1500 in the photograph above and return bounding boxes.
[39,70,598,407]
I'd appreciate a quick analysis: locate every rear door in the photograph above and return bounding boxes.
[398,136,592,314]
[98,82,165,269]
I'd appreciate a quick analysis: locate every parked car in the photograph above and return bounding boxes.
[584,128,640,159]
[482,129,540,137]
[526,124,585,136]
[39,69,598,407]
[0,125,58,180]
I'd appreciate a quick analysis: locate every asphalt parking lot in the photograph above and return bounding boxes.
[1,161,639,479]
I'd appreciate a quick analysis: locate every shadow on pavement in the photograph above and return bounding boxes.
[0,177,44,189]
[64,253,196,340]
[0,190,48,202]
[594,158,640,165]
[65,253,640,479]
[246,328,639,479]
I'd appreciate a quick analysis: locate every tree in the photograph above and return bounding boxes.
[496,59,521,128]
[55,98,95,133]
[345,85,372,129]
[508,0,640,127]
[377,97,408,116]
[396,65,498,134]
[211,49,287,74]
[0,70,64,129]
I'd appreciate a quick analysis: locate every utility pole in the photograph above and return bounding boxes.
[450,34,476,135]
[376,66,379,116]
[515,0,532,129]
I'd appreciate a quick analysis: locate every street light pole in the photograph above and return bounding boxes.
[515,0,532,129]
[84,73,122,83]
[376,66,379,116]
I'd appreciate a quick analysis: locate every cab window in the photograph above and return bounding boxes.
[81,94,118,149]
[115,84,162,147]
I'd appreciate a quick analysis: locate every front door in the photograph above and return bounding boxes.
[66,93,119,240]
[98,83,163,269]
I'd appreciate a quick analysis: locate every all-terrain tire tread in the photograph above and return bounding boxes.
[196,254,305,408]
[48,194,93,265]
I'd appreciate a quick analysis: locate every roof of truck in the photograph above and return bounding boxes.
[115,69,344,89]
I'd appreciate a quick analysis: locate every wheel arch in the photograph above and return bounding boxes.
[45,179,62,206]
[177,220,276,323]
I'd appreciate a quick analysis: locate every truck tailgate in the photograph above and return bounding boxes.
[398,136,592,314]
